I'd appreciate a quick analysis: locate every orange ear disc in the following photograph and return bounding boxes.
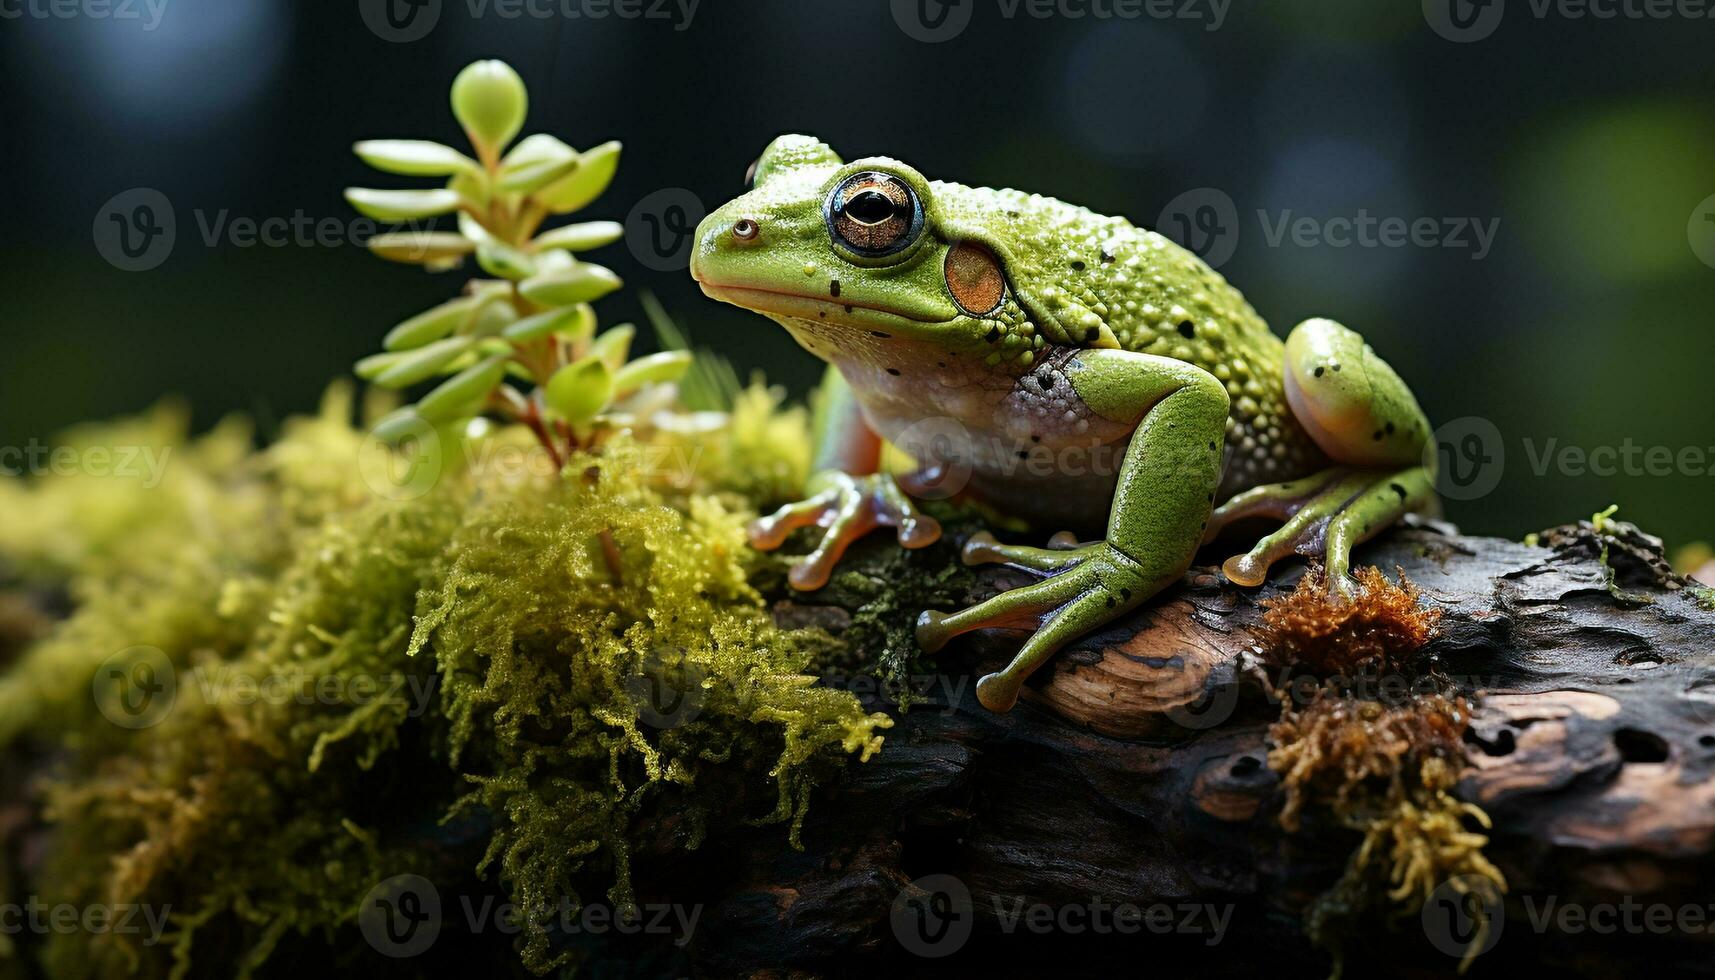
[944,241,1006,316]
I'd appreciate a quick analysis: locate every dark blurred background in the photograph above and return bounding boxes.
[2,0,1713,546]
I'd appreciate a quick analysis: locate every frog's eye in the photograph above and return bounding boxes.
[825,171,923,258]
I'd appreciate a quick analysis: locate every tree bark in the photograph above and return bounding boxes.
[642,516,1715,979]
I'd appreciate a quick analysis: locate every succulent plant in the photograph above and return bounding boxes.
[347,59,689,468]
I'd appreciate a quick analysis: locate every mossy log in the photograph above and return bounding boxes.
[632,517,1715,978]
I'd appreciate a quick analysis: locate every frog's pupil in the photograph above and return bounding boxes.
[847,189,895,225]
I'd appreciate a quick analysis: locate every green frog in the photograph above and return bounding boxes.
[690,135,1436,713]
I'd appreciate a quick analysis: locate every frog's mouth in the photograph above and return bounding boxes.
[695,281,952,329]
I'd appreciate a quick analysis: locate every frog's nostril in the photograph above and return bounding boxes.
[732,218,759,242]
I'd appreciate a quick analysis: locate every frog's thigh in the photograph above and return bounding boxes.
[1213,318,1436,592]
[1282,317,1430,467]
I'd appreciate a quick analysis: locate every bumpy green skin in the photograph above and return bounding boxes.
[692,135,1436,712]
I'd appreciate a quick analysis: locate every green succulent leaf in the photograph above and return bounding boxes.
[504,133,577,166]
[476,241,537,281]
[587,323,636,373]
[449,170,490,211]
[501,304,595,343]
[497,136,580,195]
[450,60,528,154]
[537,141,621,214]
[499,156,580,196]
[345,188,462,222]
[544,356,613,428]
[532,221,624,252]
[355,350,410,380]
[374,336,476,388]
[414,354,510,422]
[518,264,622,306]
[468,298,519,338]
[370,408,431,444]
[383,296,481,351]
[367,231,475,266]
[353,140,478,177]
[611,350,693,394]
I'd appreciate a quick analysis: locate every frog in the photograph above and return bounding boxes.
[689,134,1436,713]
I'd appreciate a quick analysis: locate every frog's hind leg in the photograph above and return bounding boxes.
[1216,318,1437,596]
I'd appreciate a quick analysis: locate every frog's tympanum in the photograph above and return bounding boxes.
[692,136,1435,713]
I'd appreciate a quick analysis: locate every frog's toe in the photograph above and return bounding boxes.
[748,491,840,551]
[959,531,1097,572]
[975,672,1020,713]
[1046,530,1087,551]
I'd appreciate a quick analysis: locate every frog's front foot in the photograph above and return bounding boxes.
[916,536,1169,712]
[749,471,941,591]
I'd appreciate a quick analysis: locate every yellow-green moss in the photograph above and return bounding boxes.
[0,385,884,978]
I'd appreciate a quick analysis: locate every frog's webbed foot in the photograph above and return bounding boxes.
[749,471,941,591]
[917,539,1166,712]
[1206,466,1435,597]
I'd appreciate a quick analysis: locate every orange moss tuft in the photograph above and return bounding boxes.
[1259,566,1441,676]
[1269,689,1470,833]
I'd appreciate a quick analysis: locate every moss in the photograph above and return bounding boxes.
[0,384,885,978]
[1258,567,1441,677]
[411,439,888,972]
[1261,568,1504,976]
